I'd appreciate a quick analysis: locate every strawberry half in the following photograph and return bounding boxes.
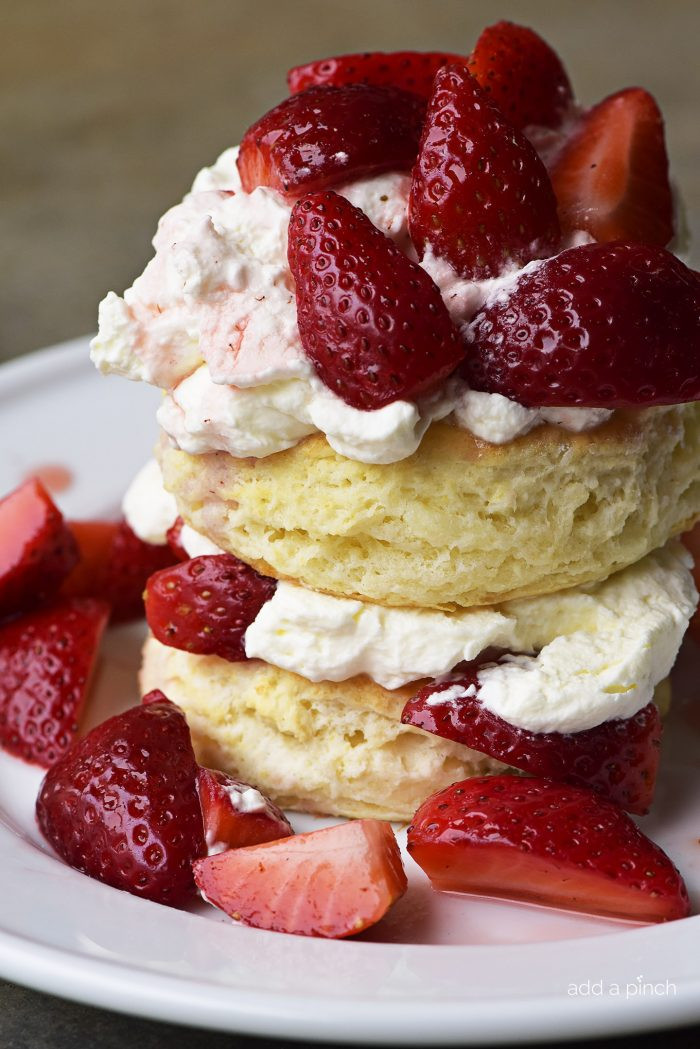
[62,519,178,622]
[193,820,407,938]
[466,21,574,130]
[145,554,277,662]
[287,51,466,98]
[237,84,425,199]
[409,65,560,281]
[288,190,464,410]
[197,767,292,853]
[0,478,78,619]
[402,672,662,814]
[36,696,205,906]
[464,242,700,407]
[551,88,673,246]
[0,598,109,767]
[407,776,690,923]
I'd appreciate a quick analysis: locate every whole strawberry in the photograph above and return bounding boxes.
[145,554,277,662]
[237,84,425,198]
[464,242,700,407]
[287,50,466,98]
[288,190,464,410]
[408,776,689,922]
[409,64,560,281]
[36,697,205,906]
[466,21,574,130]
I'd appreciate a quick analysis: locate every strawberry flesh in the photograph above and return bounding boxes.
[63,519,178,622]
[408,776,690,922]
[402,670,662,814]
[36,697,205,906]
[0,479,78,619]
[464,242,700,408]
[288,190,464,409]
[193,819,407,937]
[0,598,109,767]
[237,84,425,199]
[551,88,673,246]
[145,553,277,662]
[287,51,466,98]
[466,21,574,130]
[409,65,560,280]
[197,767,292,852]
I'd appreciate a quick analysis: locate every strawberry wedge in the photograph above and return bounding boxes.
[194,820,407,938]
[287,50,465,97]
[408,777,690,923]
[197,767,292,852]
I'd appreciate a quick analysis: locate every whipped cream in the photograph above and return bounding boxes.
[122,458,223,556]
[244,543,697,733]
[92,146,613,463]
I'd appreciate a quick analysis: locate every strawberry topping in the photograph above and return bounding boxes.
[193,819,407,937]
[466,21,574,130]
[287,51,465,98]
[145,554,277,662]
[197,767,292,852]
[409,65,561,280]
[237,84,425,199]
[63,519,177,622]
[36,696,205,906]
[0,478,78,619]
[464,242,700,408]
[407,776,690,922]
[402,671,662,814]
[551,88,673,246]
[0,598,109,767]
[288,190,464,409]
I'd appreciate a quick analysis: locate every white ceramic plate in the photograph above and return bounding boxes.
[1,337,699,1045]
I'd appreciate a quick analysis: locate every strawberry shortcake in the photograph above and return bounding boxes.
[92,22,700,823]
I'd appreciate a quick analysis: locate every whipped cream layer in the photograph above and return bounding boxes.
[125,461,696,735]
[92,146,611,464]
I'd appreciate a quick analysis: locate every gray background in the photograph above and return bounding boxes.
[2,0,700,1045]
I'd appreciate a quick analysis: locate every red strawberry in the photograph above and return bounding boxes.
[0,598,109,767]
[197,767,292,852]
[550,88,673,246]
[36,697,205,906]
[194,820,407,938]
[407,776,690,922]
[165,516,189,561]
[287,51,466,98]
[402,671,662,814]
[466,21,574,130]
[145,554,276,662]
[0,478,78,618]
[63,519,177,622]
[237,84,425,199]
[464,242,700,408]
[288,190,464,410]
[409,65,560,281]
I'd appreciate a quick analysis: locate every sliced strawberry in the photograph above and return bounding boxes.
[408,776,689,922]
[287,51,466,98]
[288,190,464,410]
[464,242,700,408]
[0,598,109,767]
[165,516,189,561]
[551,88,673,246]
[409,65,560,280]
[145,554,276,662]
[193,820,407,937]
[0,478,78,619]
[36,697,205,906]
[466,21,573,130]
[63,519,177,622]
[402,671,662,814]
[197,767,292,853]
[237,84,425,199]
